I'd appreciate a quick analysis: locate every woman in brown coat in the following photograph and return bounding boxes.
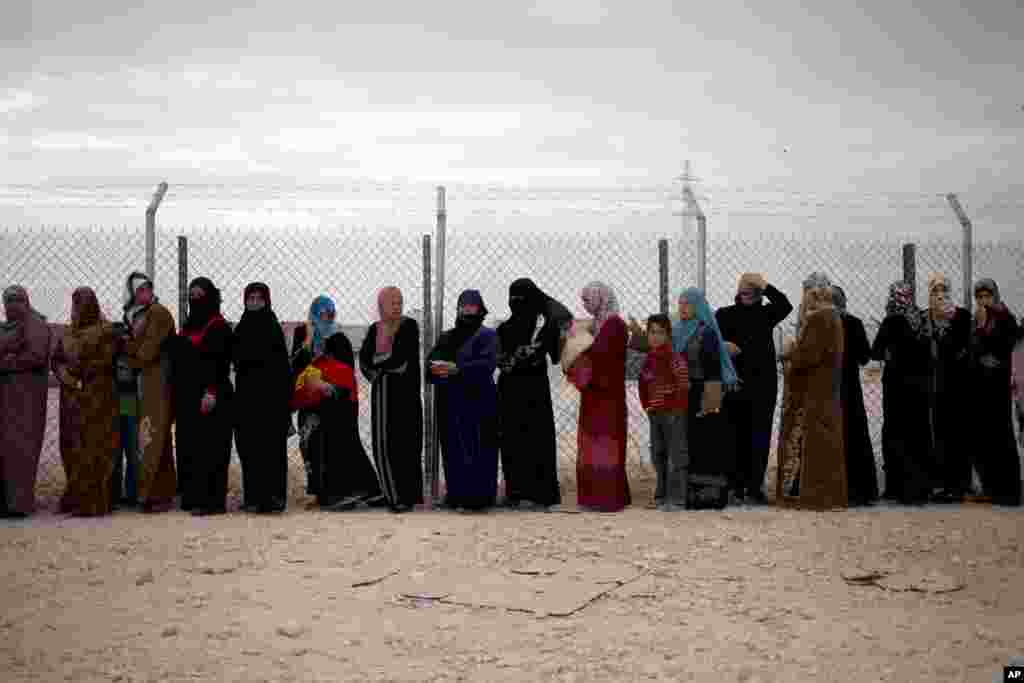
[776,272,848,510]
[55,288,120,516]
[0,285,52,519]
[51,317,86,514]
[121,272,177,513]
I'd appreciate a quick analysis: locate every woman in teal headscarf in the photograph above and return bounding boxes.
[673,287,739,508]
[629,287,738,509]
[291,295,340,497]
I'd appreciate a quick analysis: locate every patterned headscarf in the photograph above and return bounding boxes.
[123,272,153,307]
[122,271,156,326]
[924,272,955,337]
[673,287,739,389]
[927,273,954,313]
[308,295,338,357]
[736,273,764,305]
[973,278,1009,336]
[375,286,403,355]
[885,281,922,333]
[581,281,620,335]
[973,278,1001,304]
[795,272,832,337]
[802,272,832,292]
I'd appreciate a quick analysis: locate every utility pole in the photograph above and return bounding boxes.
[673,161,706,292]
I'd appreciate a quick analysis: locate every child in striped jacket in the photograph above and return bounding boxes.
[638,314,690,511]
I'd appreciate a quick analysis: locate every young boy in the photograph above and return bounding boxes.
[638,314,690,511]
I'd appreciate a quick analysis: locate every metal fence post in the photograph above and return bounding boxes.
[658,239,669,314]
[431,186,446,502]
[421,234,436,505]
[946,193,973,307]
[146,181,168,281]
[696,213,707,292]
[902,243,916,305]
[177,236,188,329]
[682,185,707,292]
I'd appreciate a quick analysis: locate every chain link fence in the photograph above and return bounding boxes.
[2,200,1022,508]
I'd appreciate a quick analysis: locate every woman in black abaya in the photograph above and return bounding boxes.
[233,282,291,513]
[496,278,572,509]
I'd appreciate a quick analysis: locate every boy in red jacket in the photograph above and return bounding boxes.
[638,314,690,511]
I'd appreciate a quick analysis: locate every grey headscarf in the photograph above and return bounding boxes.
[831,285,848,316]
[795,272,833,337]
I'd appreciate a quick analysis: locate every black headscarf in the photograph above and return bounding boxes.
[434,289,488,360]
[324,330,355,367]
[184,276,222,331]
[501,278,572,364]
[234,282,285,364]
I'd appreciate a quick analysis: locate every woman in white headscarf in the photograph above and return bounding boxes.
[574,281,631,512]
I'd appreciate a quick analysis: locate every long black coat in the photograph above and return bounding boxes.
[871,314,934,502]
[715,284,793,393]
[839,313,878,504]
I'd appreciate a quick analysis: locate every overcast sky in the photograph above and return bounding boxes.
[2,0,1021,196]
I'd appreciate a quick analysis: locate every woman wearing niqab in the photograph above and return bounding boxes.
[233,282,291,513]
[496,278,572,509]
[427,290,500,511]
[174,276,234,515]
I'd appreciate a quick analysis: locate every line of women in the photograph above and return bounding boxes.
[1,270,1020,520]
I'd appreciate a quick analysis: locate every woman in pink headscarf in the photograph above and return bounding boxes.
[358,286,424,513]
[574,281,630,512]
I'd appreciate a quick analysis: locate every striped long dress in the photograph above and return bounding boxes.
[359,318,424,510]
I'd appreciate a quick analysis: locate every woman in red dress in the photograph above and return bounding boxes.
[575,281,631,512]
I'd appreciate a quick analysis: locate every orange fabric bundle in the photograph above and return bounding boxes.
[291,357,357,411]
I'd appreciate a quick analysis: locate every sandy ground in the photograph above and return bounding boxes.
[10,374,1023,682]
[2,484,1023,683]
